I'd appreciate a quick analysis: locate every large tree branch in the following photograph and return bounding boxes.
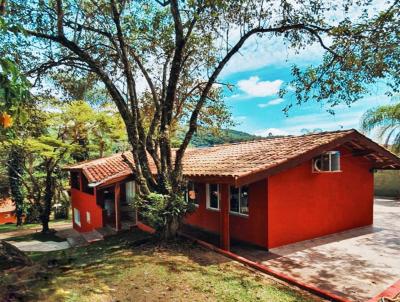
[173,23,335,176]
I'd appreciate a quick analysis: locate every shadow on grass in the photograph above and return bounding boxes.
[1,228,318,302]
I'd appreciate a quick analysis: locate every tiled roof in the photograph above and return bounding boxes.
[182,129,354,177]
[65,129,400,186]
[0,198,15,213]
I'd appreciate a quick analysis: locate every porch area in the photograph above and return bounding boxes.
[183,198,400,301]
[96,179,138,233]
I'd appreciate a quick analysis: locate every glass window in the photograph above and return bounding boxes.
[240,186,249,215]
[230,186,249,216]
[125,181,136,204]
[313,151,341,172]
[86,211,91,224]
[186,181,199,206]
[230,187,240,213]
[74,208,81,226]
[207,184,219,210]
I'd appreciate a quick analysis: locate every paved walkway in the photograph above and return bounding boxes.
[233,198,400,301]
[7,240,70,252]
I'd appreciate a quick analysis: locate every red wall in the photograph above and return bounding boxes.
[71,188,103,232]
[184,179,268,247]
[267,147,374,248]
[0,211,17,224]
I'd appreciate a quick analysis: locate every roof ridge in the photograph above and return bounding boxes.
[65,151,130,169]
[199,129,356,149]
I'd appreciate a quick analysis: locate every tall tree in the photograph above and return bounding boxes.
[0,57,31,226]
[361,102,400,153]
[3,0,399,237]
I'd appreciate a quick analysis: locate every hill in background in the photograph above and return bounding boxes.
[176,129,262,147]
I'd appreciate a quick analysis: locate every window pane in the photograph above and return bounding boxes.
[125,181,136,204]
[187,182,199,205]
[230,187,239,213]
[330,151,340,171]
[240,186,249,215]
[74,208,81,226]
[209,184,219,209]
[321,154,331,171]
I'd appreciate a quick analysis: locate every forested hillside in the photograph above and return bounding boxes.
[176,129,261,147]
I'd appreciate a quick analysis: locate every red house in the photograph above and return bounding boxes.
[66,129,400,250]
[0,198,17,224]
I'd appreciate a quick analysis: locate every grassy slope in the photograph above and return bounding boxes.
[1,230,322,302]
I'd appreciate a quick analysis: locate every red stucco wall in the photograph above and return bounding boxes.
[71,188,103,232]
[184,179,268,247]
[0,211,16,224]
[267,147,374,248]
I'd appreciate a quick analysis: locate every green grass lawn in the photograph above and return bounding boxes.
[0,222,41,233]
[1,230,322,302]
[0,219,70,234]
[5,231,66,242]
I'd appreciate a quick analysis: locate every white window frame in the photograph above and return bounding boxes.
[86,211,91,224]
[313,151,341,173]
[206,183,220,211]
[73,208,81,226]
[186,181,199,207]
[229,186,249,217]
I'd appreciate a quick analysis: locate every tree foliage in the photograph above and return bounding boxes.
[2,0,399,237]
[361,101,400,153]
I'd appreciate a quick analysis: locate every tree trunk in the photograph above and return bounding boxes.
[41,162,54,233]
[163,215,180,240]
[7,145,25,226]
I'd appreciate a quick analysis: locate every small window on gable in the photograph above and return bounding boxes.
[206,184,219,210]
[313,151,341,173]
[186,181,199,207]
[71,172,80,190]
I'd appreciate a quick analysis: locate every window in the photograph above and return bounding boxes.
[186,181,199,206]
[125,181,136,205]
[230,186,249,216]
[313,151,341,173]
[71,172,80,190]
[206,184,219,210]
[74,208,81,226]
[86,211,91,224]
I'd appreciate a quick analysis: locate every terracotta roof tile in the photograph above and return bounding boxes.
[65,129,400,186]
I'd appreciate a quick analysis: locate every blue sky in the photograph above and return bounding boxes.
[218,35,393,140]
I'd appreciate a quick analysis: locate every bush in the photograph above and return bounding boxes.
[134,192,196,233]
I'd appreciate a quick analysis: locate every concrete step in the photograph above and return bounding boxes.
[121,220,137,231]
[96,226,117,238]
[81,230,104,243]
[67,235,88,247]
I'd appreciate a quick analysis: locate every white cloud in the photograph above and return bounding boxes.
[254,128,289,137]
[237,76,283,97]
[258,98,285,108]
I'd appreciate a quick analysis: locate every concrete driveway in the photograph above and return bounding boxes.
[233,198,400,301]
